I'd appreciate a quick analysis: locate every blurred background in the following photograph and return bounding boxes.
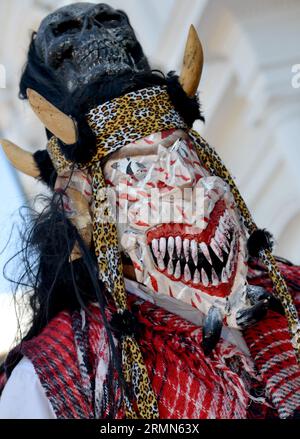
[0,0,300,357]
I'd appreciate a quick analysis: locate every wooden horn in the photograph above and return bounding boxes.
[179,25,204,97]
[0,139,39,177]
[27,88,78,145]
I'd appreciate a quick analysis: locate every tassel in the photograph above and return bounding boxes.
[247,229,274,258]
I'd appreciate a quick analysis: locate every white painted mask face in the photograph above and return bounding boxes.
[103,130,249,328]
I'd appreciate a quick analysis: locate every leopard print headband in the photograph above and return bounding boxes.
[47,85,300,418]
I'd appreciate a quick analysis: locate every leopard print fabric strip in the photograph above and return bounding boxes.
[86,85,187,164]
[189,129,300,360]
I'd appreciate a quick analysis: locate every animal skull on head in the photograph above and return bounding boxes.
[34,2,151,92]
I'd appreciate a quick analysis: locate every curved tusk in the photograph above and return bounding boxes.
[179,25,204,97]
[0,139,39,177]
[27,88,78,145]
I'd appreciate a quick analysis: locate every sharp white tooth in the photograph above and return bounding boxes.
[215,229,223,245]
[218,222,226,234]
[211,268,219,286]
[215,226,223,242]
[174,260,181,279]
[167,258,174,275]
[219,218,231,242]
[159,237,166,258]
[199,242,212,265]
[231,233,236,248]
[210,239,223,262]
[221,267,228,283]
[152,239,160,258]
[183,238,190,261]
[175,236,182,258]
[215,231,229,254]
[191,239,198,266]
[193,268,200,284]
[215,228,226,244]
[184,264,191,282]
[201,268,209,287]
[223,235,231,251]
[224,229,231,240]
[226,257,233,277]
[167,237,175,258]
[157,256,165,270]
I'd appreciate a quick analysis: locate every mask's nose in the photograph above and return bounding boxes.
[82,15,95,31]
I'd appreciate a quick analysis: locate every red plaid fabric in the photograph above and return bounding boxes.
[244,259,300,418]
[7,299,256,419]
[1,260,299,419]
[130,296,257,419]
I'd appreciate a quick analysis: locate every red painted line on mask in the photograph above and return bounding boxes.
[150,274,158,292]
[133,262,142,272]
[147,200,226,244]
[195,293,202,303]
[175,174,190,181]
[135,220,150,227]
[191,300,199,309]
[169,287,174,298]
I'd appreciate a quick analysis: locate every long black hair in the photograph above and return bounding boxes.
[2,189,129,417]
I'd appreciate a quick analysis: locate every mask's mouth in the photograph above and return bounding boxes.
[146,200,240,298]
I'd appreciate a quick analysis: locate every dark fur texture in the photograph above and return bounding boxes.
[166,71,204,127]
[33,150,57,189]
[247,229,274,258]
[2,193,126,416]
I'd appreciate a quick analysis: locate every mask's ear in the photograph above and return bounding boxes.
[179,25,204,97]
[27,88,78,145]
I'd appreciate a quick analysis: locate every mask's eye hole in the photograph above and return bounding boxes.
[95,13,121,27]
[111,159,147,177]
[52,20,82,36]
[128,160,147,177]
